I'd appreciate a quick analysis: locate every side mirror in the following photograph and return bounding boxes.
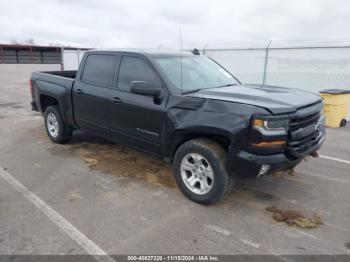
[130,81,162,97]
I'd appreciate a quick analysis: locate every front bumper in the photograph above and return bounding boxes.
[227,134,325,178]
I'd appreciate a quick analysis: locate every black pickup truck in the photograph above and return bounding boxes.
[30,50,325,204]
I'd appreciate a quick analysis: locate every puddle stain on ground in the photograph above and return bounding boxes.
[77,143,176,188]
[30,127,176,188]
[265,206,323,229]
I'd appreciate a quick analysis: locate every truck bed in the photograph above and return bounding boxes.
[31,70,76,91]
[30,70,77,126]
[40,70,77,79]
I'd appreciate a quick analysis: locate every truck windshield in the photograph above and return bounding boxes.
[154,56,239,93]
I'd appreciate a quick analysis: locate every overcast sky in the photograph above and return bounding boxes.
[1,0,350,49]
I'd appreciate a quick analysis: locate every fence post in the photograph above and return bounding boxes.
[77,49,80,67]
[262,40,272,85]
[202,43,208,55]
[60,46,64,71]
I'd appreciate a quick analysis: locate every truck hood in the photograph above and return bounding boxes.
[186,84,322,115]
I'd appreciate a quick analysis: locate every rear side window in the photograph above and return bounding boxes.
[81,54,115,86]
[117,56,157,91]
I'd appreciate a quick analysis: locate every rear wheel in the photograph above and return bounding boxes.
[173,138,234,205]
[340,118,347,127]
[44,105,72,143]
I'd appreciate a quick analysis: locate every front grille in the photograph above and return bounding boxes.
[286,102,324,158]
[290,112,320,132]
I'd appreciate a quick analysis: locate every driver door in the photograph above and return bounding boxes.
[109,54,167,155]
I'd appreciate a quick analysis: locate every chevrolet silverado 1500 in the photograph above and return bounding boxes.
[30,50,325,204]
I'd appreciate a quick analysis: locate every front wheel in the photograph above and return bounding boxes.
[173,138,234,205]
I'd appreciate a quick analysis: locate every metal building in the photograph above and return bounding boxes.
[0,44,89,65]
[0,44,61,64]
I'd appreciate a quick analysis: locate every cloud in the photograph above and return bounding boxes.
[0,0,349,49]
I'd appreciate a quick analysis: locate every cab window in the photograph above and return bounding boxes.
[81,54,115,87]
[117,56,157,91]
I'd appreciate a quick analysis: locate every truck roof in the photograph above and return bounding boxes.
[85,49,197,58]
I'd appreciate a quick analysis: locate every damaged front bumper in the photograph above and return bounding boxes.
[227,134,325,178]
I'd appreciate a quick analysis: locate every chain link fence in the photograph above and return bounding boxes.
[203,41,350,94]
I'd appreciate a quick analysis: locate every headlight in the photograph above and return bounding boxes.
[252,118,289,136]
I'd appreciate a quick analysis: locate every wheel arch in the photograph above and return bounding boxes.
[40,94,59,113]
[170,129,231,162]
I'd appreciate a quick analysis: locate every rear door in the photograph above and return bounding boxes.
[109,54,167,155]
[73,53,117,137]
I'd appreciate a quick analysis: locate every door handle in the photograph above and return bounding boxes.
[76,89,84,95]
[113,97,122,104]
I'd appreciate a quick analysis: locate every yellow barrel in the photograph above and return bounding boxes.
[319,89,350,128]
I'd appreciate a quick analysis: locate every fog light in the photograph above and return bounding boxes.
[257,165,271,178]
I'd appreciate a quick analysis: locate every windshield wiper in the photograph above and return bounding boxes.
[182,84,236,95]
[216,83,237,88]
[182,89,201,95]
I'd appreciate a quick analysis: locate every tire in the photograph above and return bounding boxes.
[340,118,347,127]
[44,105,72,143]
[173,138,234,205]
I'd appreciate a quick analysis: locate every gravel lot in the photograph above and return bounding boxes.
[0,64,349,257]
